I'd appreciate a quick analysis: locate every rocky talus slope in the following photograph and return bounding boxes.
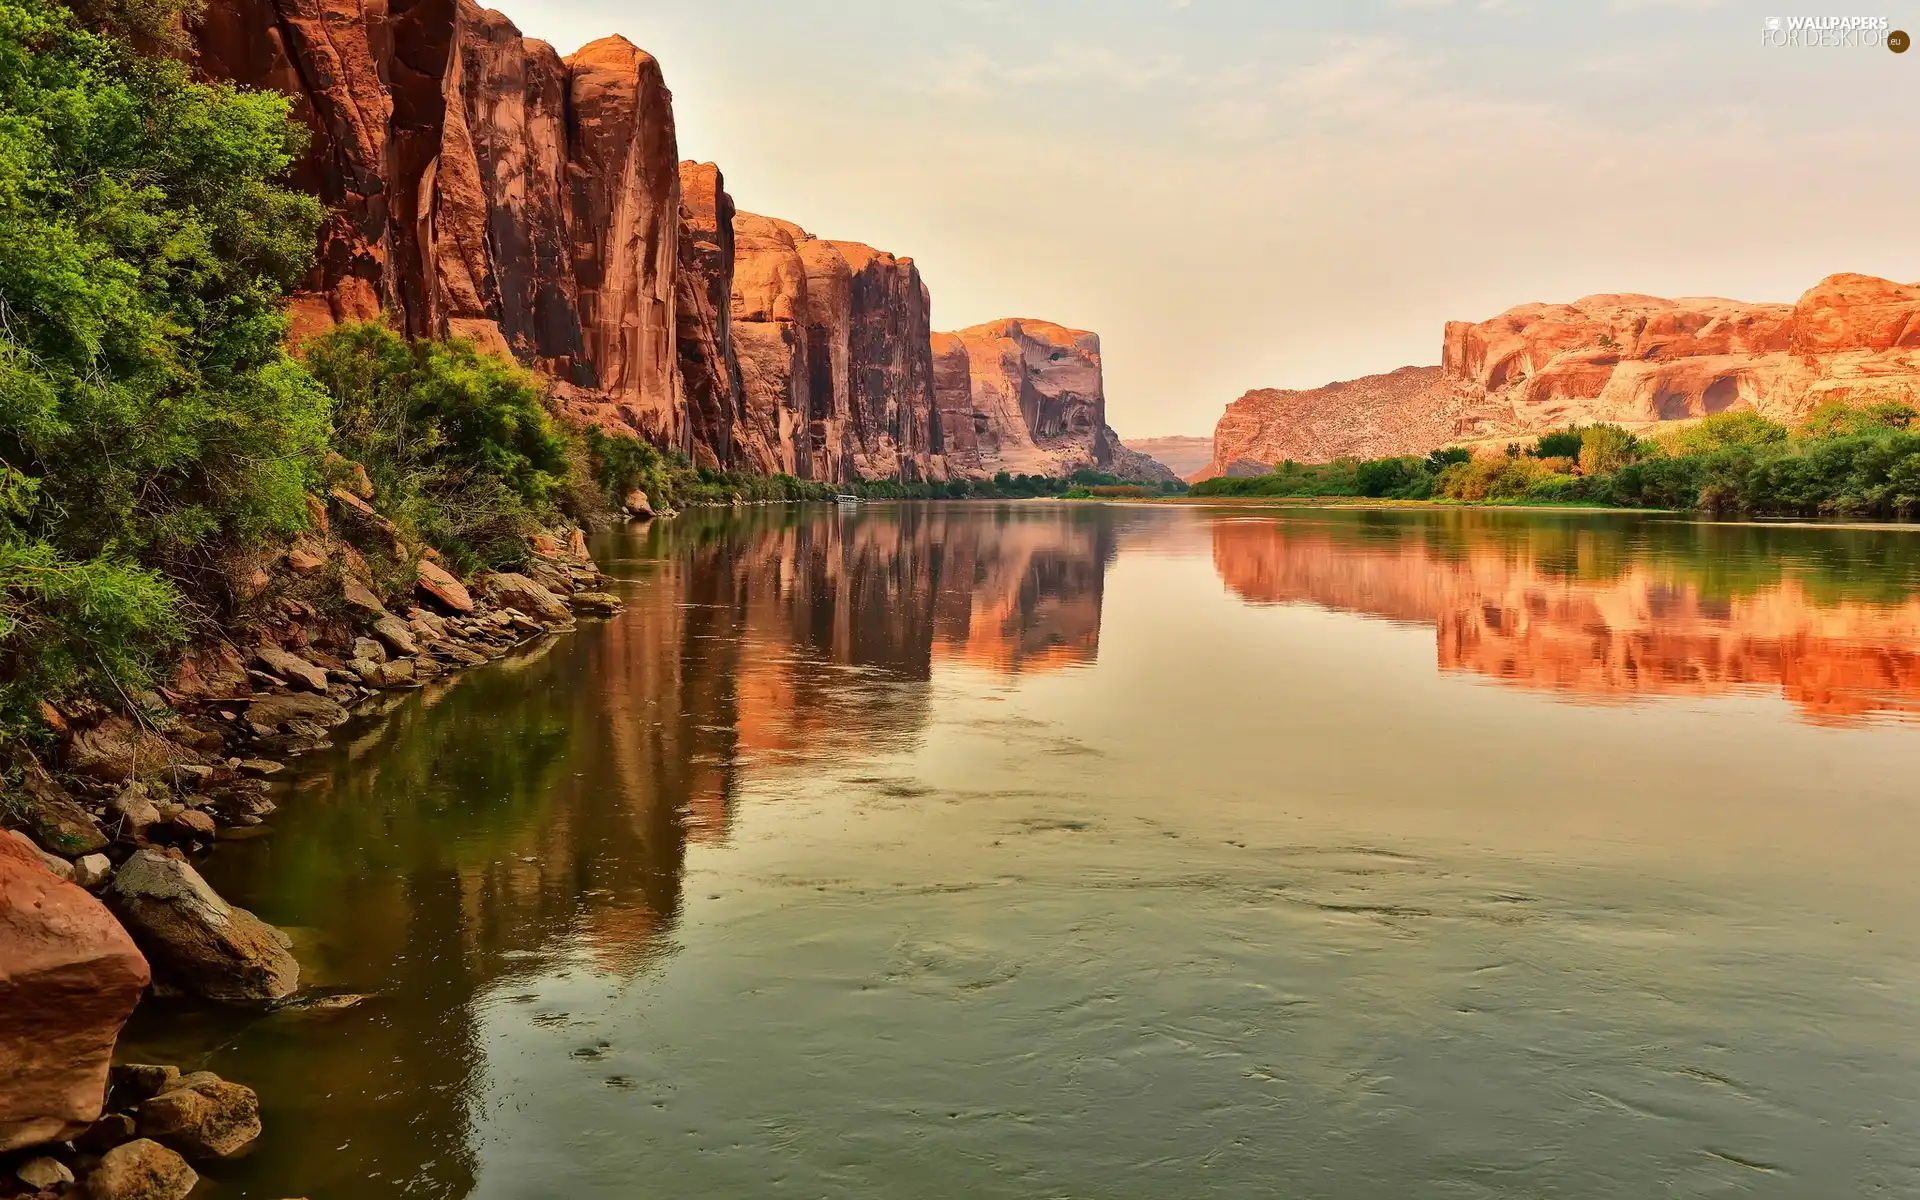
[1198,273,1920,477]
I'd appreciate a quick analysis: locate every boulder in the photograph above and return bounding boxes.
[475,572,573,625]
[243,693,348,734]
[16,1157,73,1190]
[622,488,654,518]
[370,614,419,658]
[76,1112,138,1154]
[252,646,329,693]
[169,810,217,841]
[414,559,474,613]
[138,1073,261,1160]
[107,849,298,1003]
[83,1139,196,1200]
[106,787,163,839]
[0,835,150,1152]
[341,579,387,617]
[67,717,207,784]
[7,830,75,882]
[568,591,624,616]
[73,853,113,889]
[350,637,388,665]
[109,1065,180,1104]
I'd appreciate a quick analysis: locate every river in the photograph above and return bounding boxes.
[122,502,1920,1198]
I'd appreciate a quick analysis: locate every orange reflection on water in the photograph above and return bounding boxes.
[1211,517,1920,726]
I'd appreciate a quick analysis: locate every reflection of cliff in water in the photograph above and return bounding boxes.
[1210,512,1920,725]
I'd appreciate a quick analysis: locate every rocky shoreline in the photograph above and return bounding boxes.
[0,482,635,1199]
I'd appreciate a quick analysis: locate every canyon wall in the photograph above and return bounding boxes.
[196,0,1166,484]
[729,214,945,482]
[930,318,1173,482]
[1120,436,1212,479]
[1200,273,1920,478]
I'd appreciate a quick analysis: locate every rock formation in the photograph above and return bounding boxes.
[1120,436,1212,479]
[676,162,746,470]
[1193,367,1475,480]
[729,213,945,481]
[932,319,1118,479]
[195,0,1175,484]
[0,835,150,1152]
[1200,273,1920,475]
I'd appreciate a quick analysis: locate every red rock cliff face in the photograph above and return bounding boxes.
[730,212,945,483]
[1202,273,1920,476]
[934,319,1113,478]
[676,161,746,470]
[197,4,695,444]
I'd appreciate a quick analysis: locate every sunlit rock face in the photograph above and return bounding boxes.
[935,319,1111,479]
[195,4,690,442]
[1211,518,1920,726]
[728,214,945,483]
[1121,436,1212,479]
[1199,274,1920,476]
[1191,367,1474,482]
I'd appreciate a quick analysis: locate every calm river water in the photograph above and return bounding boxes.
[124,503,1920,1198]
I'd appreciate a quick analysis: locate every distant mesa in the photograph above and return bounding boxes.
[1119,435,1213,479]
[1197,273,1920,478]
[190,1,1162,486]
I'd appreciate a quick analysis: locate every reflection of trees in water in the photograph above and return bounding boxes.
[165,503,1125,1200]
[1210,510,1920,724]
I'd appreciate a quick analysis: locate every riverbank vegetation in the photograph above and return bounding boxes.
[1190,405,1920,518]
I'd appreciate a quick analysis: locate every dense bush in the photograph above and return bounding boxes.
[305,323,570,573]
[0,0,326,733]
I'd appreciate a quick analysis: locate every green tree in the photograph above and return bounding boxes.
[0,0,326,733]
[1578,424,1637,476]
[305,323,572,573]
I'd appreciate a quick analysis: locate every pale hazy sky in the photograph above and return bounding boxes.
[492,0,1920,437]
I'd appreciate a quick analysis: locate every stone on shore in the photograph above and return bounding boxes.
[66,716,207,783]
[476,572,573,625]
[0,835,151,1152]
[17,765,109,856]
[414,559,474,613]
[107,786,163,838]
[138,1072,261,1160]
[107,849,298,1003]
[370,614,419,657]
[252,646,329,693]
[16,1157,73,1190]
[73,853,113,889]
[568,591,624,616]
[84,1139,197,1200]
[243,693,348,734]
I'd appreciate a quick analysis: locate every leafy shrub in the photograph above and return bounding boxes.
[0,0,326,732]
[305,323,570,572]
[1656,411,1788,457]
[1578,425,1638,476]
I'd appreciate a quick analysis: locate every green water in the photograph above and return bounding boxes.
[124,503,1920,1198]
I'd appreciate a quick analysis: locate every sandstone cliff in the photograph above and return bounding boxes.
[1201,273,1920,476]
[1120,436,1212,479]
[729,213,946,482]
[198,0,1185,486]
[195,0,956,482]
[196,5,694,442]
[1193,367,1477,481]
